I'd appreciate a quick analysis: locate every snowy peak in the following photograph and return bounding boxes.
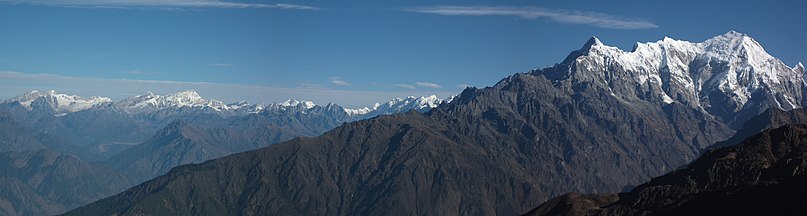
[363,95,445,115]
[278,98,316,109]
[581,36,604,50]
[344,107,372,116]
[164,90,205,106]
[5,90,111,115]
[701,31,775,65]
[382,95,442,110]
[343,95,446,116]
[553,31,805,128]
[116,90,261,114]
[4,89,446,120]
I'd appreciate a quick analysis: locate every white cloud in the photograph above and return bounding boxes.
[123,70,148,75]
[330,80,351,86]
[405,6,658,29]
[272,3,319,10]
[394,84,416,89]
[211,63,232,67]
[0,0,322,10]
[415,82,442,89]
[0,71,457,108]
[328,77,351,86]
[456,84,471,89]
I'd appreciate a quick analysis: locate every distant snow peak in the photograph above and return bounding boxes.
[342,95,445,116]
[344,107,372,116]
[279,98,316,109]
[167,90,204,103]
[7,90,112,114]
[116,89,261,113]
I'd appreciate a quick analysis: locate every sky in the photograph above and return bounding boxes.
[1,0,805,108]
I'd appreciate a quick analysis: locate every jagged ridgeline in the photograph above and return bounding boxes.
[65,32,807,215]
[0,90,447,215]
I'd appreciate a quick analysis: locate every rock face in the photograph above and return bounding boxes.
[63,31,805,216]
[524,123,807,216]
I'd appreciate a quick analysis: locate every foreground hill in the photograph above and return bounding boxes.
[525,123,807,215]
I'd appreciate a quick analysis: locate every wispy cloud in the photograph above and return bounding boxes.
[415,82,442,89]
[456,83,471,89]
[123,70,148,75]
[0,71,457,108]
[404,6,658,29]
[0,0,322,10]
[330,80,350,86]
[328,77,351,86]
[394,84,416,89]
[211,63,232,67]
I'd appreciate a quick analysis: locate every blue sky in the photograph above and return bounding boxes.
[1,0,805,107]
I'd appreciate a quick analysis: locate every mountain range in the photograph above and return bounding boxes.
[0,90,447,215]
[1,89,446,159]
[63,31,807,215]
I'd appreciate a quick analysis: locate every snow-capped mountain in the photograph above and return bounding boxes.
[548,31,806,128]
[115,90,264,114]
[3,89,447,120]
[277,99,316,109]
[345,95,445,116]
[5,90,112,116]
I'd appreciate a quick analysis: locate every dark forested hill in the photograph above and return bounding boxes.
[525,124,807,216]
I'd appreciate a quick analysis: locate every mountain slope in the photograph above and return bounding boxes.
[0,113,48,152]
[106,121,227,184]
[524,124,807,215]
[708,108,807,149]
[66,112,544,215]
[0,149,131,216]
[0,112,99,159]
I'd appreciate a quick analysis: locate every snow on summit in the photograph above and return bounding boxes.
[6,90,112,115]
[116,90,243,113]
[3,89,448,119]
[553,30,806,127]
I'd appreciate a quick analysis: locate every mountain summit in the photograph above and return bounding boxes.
[549,31,805,128]
[5,90,112,115]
